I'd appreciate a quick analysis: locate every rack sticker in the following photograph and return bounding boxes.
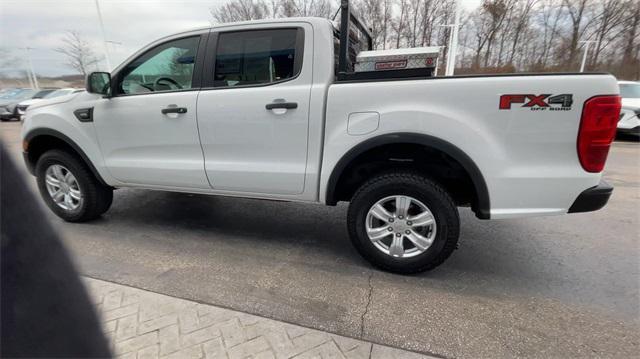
[375,60,407,70]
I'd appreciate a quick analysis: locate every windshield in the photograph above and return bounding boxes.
[32,89,56,99]
[619,83,640,99]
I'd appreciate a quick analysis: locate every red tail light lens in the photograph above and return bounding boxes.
[577,95,621,173]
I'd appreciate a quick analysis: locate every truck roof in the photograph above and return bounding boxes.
[166,16,334,38]
[210,16,333,29]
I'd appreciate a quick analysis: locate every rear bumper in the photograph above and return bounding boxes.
[617,125,640,135]
[568,180,613,213]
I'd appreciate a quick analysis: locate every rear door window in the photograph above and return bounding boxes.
[213,29,301,87]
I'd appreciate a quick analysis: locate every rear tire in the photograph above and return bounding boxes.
[35,149,113,222]
[347,172,459,274]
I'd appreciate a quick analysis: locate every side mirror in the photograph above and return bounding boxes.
[86,72,111,97]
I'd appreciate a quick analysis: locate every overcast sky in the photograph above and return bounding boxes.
[0,0,481,77]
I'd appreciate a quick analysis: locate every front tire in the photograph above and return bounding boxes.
[347,172,460,274]
[35,150,113,222]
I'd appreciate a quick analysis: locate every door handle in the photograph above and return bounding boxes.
[265,102,297,110]
[161,107,187,114]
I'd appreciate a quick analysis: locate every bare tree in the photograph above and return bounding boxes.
[206,0,639,79]
[561,0,594,68]
[0,47,19,70]
[354,0,392,49]
[419,0,438,46]
[211,0,332,22]
[534,0,564,68]
[507,0,537,65]
[589,0,625,67]
[210,0,272,22]
[393,0,409,48]
[406,0,422,47]
[54,31,102,76]
[281,0,332,17]
[482,0,512,67]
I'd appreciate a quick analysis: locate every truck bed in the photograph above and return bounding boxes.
[321,73,619,219]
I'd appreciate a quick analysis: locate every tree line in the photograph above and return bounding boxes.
[210,0,640,80]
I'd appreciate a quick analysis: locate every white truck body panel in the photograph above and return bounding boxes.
[321,74,617,218]
[197,22,314,195]
[21,17,619,219]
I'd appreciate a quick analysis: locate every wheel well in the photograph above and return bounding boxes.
[26,135,73,168]
[327,141,489,218]
[25,133,108,186]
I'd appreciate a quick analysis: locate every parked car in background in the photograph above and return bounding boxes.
[0,88,20,96]
[618,81,640,136]
[17,88,85,120]
[1,89,36,121]
[0,88,57,121]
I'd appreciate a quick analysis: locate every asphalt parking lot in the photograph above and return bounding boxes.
[2,121,639,358]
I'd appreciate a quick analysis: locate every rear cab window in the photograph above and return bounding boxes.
[213,28,303,88]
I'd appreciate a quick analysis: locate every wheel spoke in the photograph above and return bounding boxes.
[52,165,65,180]
[45,175,60,187]
[395,196,410,218]
[63,171,73,184]
[389,236,404,257]
[409,211,434,227]
[52,191,64,202]
[64,194,74,208]
[45,164,83,211]
[370,203,393,222]
[69,188,82,200]
[405,230,432,251]
[367,226,392,242]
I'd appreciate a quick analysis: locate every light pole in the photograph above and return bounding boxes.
[23,66,35,89]
[19,47,39,89]
[579,40,598,73]
[94,0,112,71]
[440,0,461,76]
[105,40,122,55]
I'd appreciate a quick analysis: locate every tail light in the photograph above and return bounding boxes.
[577,95,621,173]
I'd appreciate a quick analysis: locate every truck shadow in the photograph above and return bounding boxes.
[615,133,640,142]
[90,189,365,268]
[87,189,551,283]
[79,188,637,318]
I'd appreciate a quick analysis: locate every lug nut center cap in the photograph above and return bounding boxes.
[391,220,410,233]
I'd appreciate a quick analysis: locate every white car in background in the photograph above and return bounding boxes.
[16,88,85,120]
[618,81,640,136]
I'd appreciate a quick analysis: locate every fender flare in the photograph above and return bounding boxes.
[24,128,109,186]
[325,132,491,219]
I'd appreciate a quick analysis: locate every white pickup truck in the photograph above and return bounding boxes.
[21,3,621,273]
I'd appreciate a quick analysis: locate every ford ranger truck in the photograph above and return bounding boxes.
[20,1,621,273]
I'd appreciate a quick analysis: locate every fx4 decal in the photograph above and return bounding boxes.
[499,94,573,111]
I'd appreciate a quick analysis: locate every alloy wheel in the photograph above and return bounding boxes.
[365,195,437,258]
[44,164,83,211]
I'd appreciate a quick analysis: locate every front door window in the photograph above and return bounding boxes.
[118,36,200,95]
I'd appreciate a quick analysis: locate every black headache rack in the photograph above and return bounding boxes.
[336,0,434,82]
